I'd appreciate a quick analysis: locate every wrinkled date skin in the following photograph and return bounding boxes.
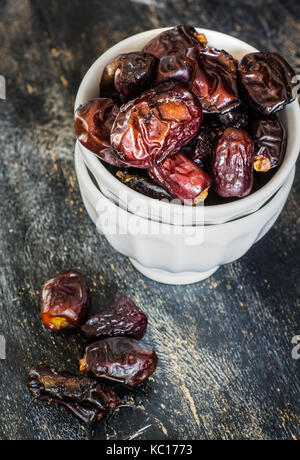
[111,81,203,168]
[80,337,158,387]
[27,365,120,424]
[250,116,287,172]
[41,271,89,332]
[81,296,148,341]
[114,52,158,102]
[212,128,255,198]
[187,46,241,114]
[142,25,207,59]
[74,98,129,168]
[101,52,157,102]
[183,120,223,171]
[148,152,212,204]
[115,170,172,200]
[155,54,194,85]
[238,52,295,115]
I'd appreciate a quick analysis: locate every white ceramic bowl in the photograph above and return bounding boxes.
[74,28,300,284]
[75,142,295,284]
[75,28,300,225]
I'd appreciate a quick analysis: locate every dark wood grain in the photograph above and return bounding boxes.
[0,0,299,440]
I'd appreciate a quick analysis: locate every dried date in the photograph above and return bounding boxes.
[80,337,158,387]
[74,98,128,167]
[250,116,287,172]
[148,152,212,204]
[187,46,241,114]
[218,106,248,128]
[81,296,148,341]
[101,52,157,102]
[143,25,207,59]
[111,81,202,168]
[100,57,121,100]
[115,170,172,200]
[238,52,295,115]
[27,365,119,424]
[114,52,157,102]
[212,127,254,197]
[183,120,223,171]
[41,270,89,332]
[155,54,193,85]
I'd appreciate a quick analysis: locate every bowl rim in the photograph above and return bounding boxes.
[74,27,300,224]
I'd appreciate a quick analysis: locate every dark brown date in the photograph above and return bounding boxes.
[212,128,254,197]
[114,52,157,102]
[187,46,241,114]
[81,296,148,341]
[148,152,212,204]
[74,98,128,167]
[250,116,287,172]
[238,52,295,115]
[155,54,193,85]
[111,81,202,168]
[100,52,157,102]
[218,106,248,128]
[116,170,172,200]
[183,120,223,171]
[41,270,89,332]
[100,57,121,100]
[27,365,119,424]
[80,337,158,387]
[143,25,207,59]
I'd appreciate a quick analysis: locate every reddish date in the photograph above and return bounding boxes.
[238,52,295,115]
[212,128,254,198]
[80,337,158,387]
[250,116,287,172]
[187,46,241,114]
[41,270,89,332]
[143,25,207,59]
[81,296,148,341]
[148,152,212,204]
[74,98,129,167]
[27,365,119,424]
[101,52,157,102]
[111,81,202,168]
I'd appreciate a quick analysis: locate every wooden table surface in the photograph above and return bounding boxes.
[0,0,299,440]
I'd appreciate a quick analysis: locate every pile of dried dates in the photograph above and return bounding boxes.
[27,270,157,424]
[75,26,296,205]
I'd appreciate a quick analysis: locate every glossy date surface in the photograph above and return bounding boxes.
[81,296,148,341]
[183,120,223,171]
[80,337,158,387]
[187,46,241,114]
[148,151,212,204]
[218,106,248,128]
[142,25,207,59]
[155,54,193,85]
[41,271,89,332]
[111,81,202,168]
[27,365,120,424]
[238,52,295,115]
[74,98,128,167]
[115,170,173,200]
[251,116,287,172]
[212,128,254,197]
[101,52,157,102]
